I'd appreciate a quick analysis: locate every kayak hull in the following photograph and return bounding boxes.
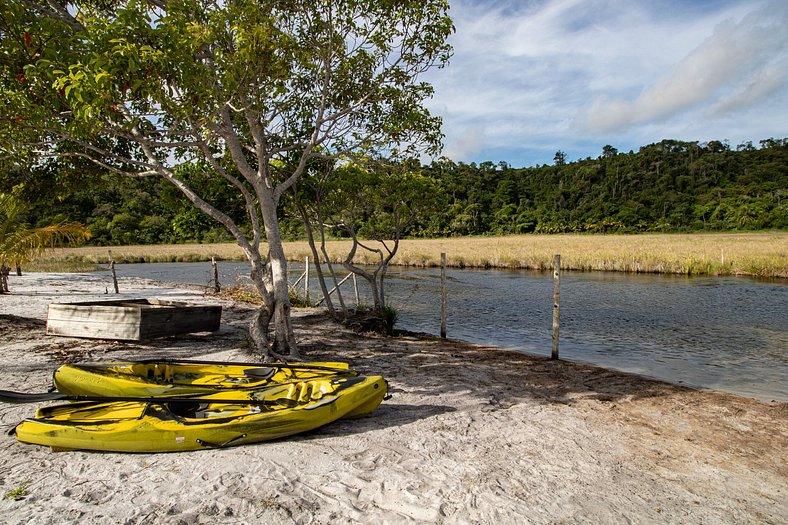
[16,375,387,453]
[53,359,356,398]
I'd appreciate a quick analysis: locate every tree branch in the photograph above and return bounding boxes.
[23,0,85,32]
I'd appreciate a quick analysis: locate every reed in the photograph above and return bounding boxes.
[25,258,104,273]
[39,232,788,278]
[43,243,246,265]
[386,233,788,278]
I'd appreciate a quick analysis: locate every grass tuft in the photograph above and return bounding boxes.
[4,482,29,501]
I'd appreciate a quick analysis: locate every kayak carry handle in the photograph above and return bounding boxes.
[196,433,248,449]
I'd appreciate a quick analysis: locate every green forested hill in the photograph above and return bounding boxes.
[420,138,787,235]
[4,138,786,244]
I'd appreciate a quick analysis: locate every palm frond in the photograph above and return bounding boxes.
[1,193,92,267]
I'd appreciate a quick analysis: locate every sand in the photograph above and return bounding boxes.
[0,272,785,524]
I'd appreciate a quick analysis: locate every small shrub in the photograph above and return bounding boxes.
[288,288,313,307]
[381,305,399,334]
[4,482,29,501]
[218,284,263,304]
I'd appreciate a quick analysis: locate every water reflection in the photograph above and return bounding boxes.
[117,262,787,402]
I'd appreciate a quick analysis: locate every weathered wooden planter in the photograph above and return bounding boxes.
[46,299,222,341]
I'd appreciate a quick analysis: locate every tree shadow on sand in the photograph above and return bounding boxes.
[1,308,756,413]
[293,311,705,409]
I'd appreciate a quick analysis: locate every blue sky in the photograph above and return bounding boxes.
[423,0,788,167]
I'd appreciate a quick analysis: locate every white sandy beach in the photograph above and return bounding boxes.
[0,272,786,524]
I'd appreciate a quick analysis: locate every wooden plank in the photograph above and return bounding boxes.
[46,300,221,341]
[139,306,221,338]
[47,322,142,341]
[47,305,143,323]
[46,306,143,340]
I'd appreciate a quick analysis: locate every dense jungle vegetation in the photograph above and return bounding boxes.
[4,137,786,245]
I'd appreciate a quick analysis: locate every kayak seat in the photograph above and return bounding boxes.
[243,367,276,381]
[165,401,208,418]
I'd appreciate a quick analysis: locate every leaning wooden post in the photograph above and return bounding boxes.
[211,257,220,293]
[440,252,447,339]
[108,250,119,294]
[304,256,310,302]
[551,254,561,360]
[352,273,360,307]
[0,264,9,293]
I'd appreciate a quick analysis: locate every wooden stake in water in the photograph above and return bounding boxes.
[441,252,447,339]
[353,273,360,307]
[211,257,220,293]
[108,250,119,294]
[552,254,560,360]
[304,256,310,302]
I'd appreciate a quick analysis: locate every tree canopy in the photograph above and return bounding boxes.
[1,0,454,357]
[422,138,787,235]
[3,137,785,247]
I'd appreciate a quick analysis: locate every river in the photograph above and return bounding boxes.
[117,261,788,403]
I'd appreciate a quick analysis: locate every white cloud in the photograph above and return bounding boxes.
[577,1,788,134]
[425,0,788,166]
[709,60,788,116]
[442,127,485,160]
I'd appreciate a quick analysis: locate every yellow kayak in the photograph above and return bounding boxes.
[53,359,356,398]
[15,375,387,453]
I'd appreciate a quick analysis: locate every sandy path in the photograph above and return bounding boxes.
[0,272,785,524]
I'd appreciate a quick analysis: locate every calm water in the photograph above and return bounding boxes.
[117,262,788,402]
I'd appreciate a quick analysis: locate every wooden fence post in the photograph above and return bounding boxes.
[352,273,360,307]
[552,254,560,360]
[440,252,447,338]
[304,256,310,301]
[211,257,220,293]
[108,250,119,294]
[0,264,9,293]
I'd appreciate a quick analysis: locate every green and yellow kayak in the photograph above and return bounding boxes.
[53,359,357,398]
[15,375,387,452]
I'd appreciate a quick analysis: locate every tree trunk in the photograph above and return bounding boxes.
[319,232,348,316]
[342,237,384,311]
[376,238,399,312]
[249,304,271,357]
[246,252,299,361]
[322,248,349,314]
[315,198,348,316]
[344,262,382,311]
[260,196,299,359]
[247,258,274,357]
[297,201,337,318]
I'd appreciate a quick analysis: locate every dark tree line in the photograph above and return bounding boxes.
[419,138,787,235]
[3,137,785,244]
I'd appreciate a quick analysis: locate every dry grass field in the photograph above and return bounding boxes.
[37,231,788,278]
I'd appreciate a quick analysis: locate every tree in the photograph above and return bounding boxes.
[0,192,91,292]
[319,163,444,315]
[601,145,618,158]
[1,1,453,359]
[553,150,567,166]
